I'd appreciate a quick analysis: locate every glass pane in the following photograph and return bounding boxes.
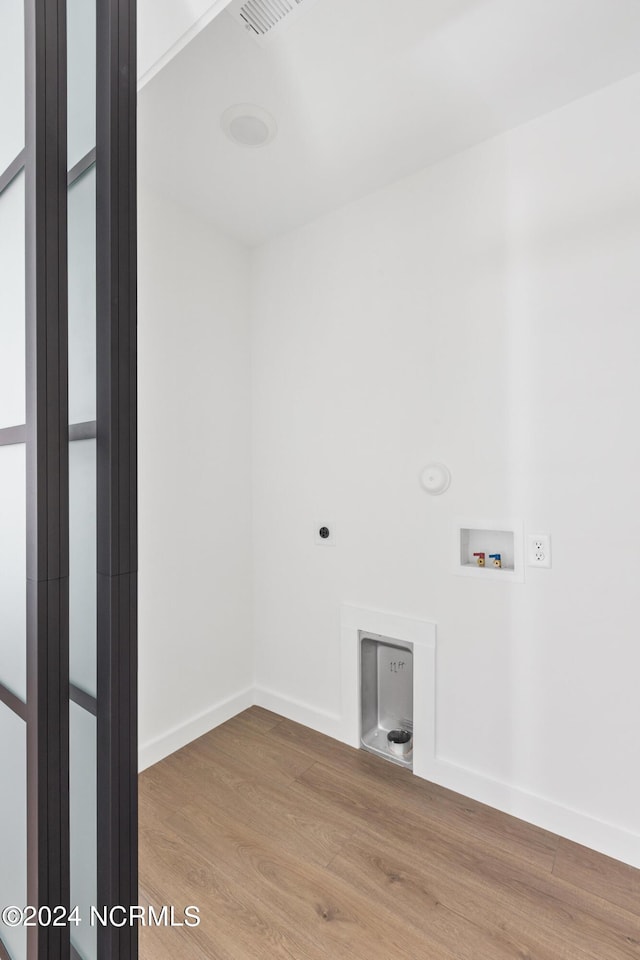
[70,702,97,960]
[68,167,96,424]
[0,444,26,700]
[0,171,26,430]
[67,0,96,168]
[69,439,97,697]
[0,0,24,173]
[0,702,27,960]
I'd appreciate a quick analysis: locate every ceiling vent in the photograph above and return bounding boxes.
[227,0,316,44]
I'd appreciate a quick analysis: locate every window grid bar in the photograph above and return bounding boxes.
[0,421,97,447]
[0,149,26,196]
[0,680,28,723]
[68,147,96,187]
[69,683,98,718]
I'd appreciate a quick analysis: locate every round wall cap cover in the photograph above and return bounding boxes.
[420,463,451,496]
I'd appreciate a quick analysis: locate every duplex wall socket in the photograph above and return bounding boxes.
[527,534,551,568]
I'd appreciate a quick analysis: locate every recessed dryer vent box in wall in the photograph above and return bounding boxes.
[360,632,413,769]
[454,518,524,582]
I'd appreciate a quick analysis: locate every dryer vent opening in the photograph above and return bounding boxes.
[360,632,413,769]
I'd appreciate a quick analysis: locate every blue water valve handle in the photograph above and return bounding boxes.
[489,553,502,568]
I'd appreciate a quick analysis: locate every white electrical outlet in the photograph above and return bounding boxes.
[527,534,551,568]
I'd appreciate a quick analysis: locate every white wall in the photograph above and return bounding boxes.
[251,74,640,860]
[138,188,253,768]
[137,0,232,89]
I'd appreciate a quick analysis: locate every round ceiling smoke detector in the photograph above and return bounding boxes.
[221,104,277,147]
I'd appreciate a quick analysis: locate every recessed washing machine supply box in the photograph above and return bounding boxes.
[453,518,524,582]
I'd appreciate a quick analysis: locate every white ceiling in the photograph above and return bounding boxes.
[138,0,640,246]
[137,0,233,89]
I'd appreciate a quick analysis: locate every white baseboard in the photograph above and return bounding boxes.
[137,684,640,869]
[138,687,253,771]
[255,687,640,870]
[428,757,640,870]
[253,685,344,741]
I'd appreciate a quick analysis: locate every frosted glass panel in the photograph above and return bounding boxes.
[0,0,25,173]
[67,0,96,168]
[68,167,96,423]
[70,702,97,960]
[0,444,26,700]
[0,703,27,960]
[0,171,26,429]
[70,440,97,697]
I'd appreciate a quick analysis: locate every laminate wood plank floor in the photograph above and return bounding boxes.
[139,707,640,960]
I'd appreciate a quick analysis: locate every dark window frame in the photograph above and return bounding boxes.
[0,0,137,956]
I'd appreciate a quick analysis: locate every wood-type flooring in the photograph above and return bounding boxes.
[139,707,640,959]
